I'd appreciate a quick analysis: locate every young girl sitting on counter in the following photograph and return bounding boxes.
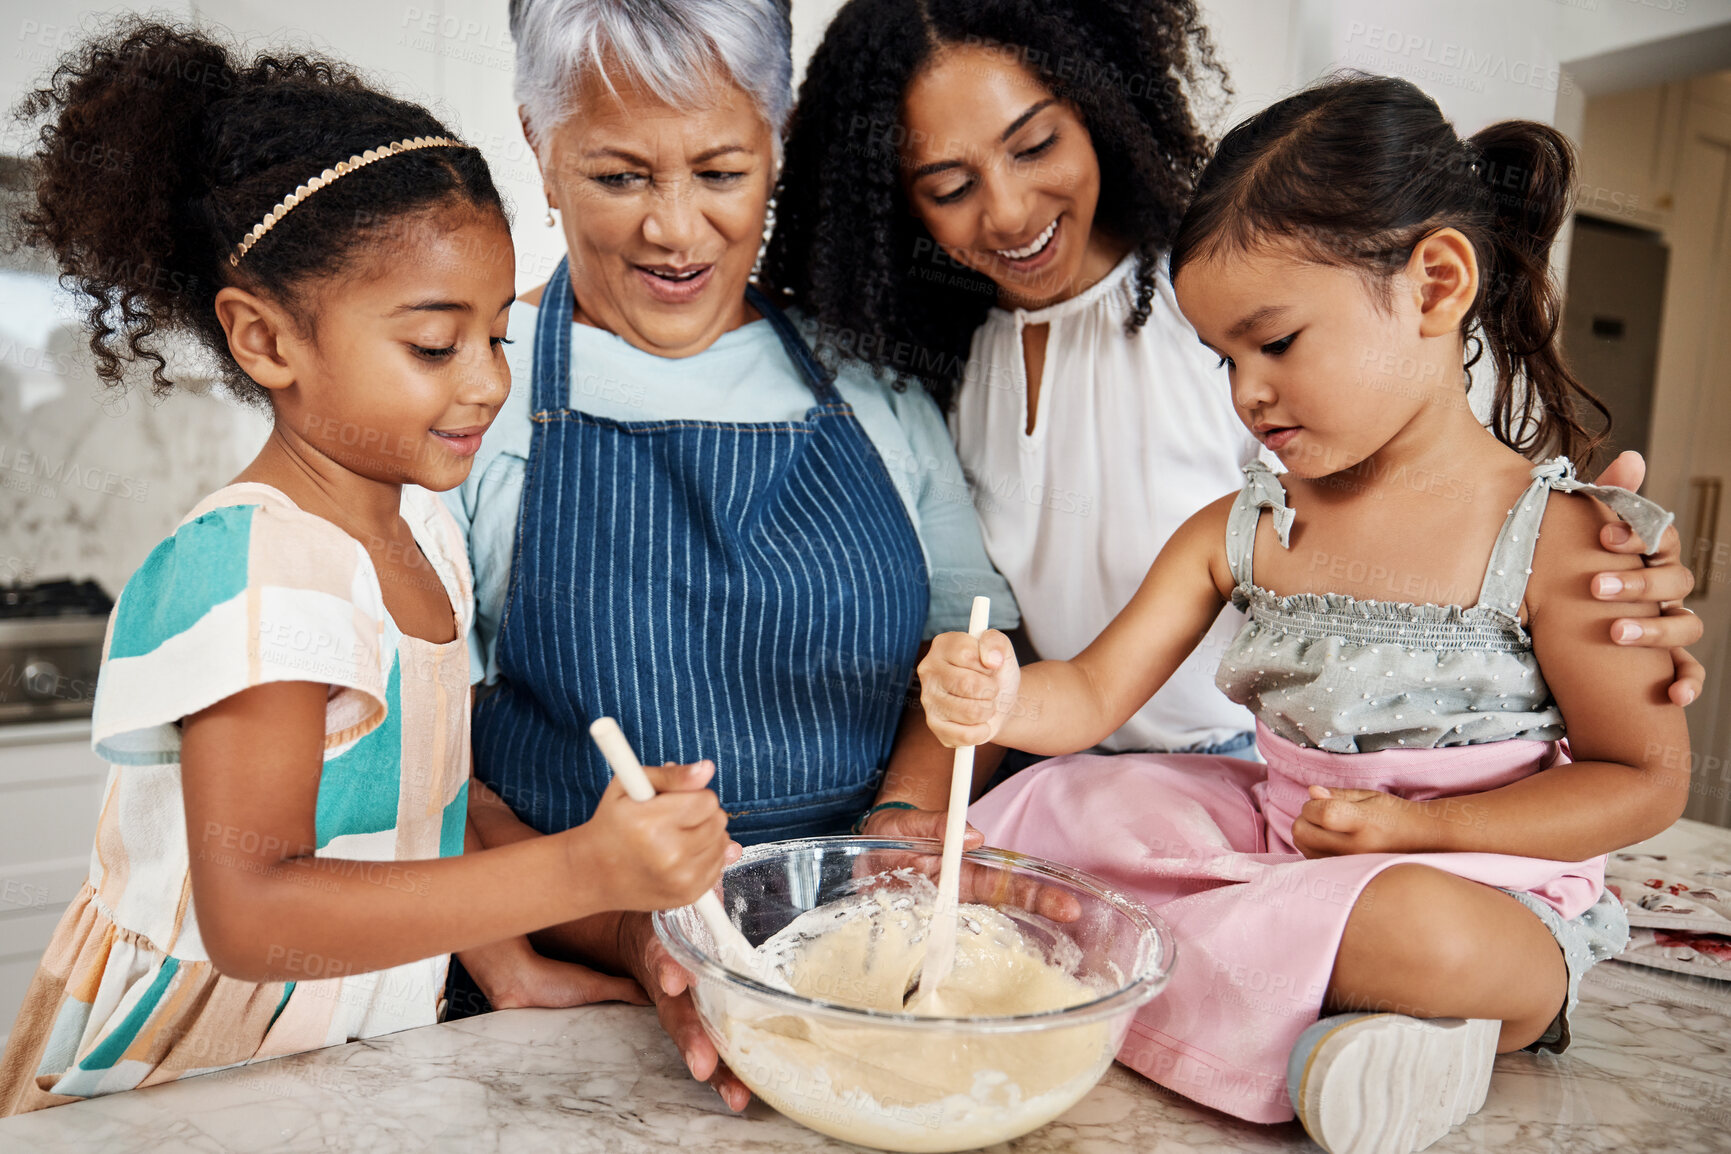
[920,74,1690,1154]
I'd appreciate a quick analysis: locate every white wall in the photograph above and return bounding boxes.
[1290,0,1731,131]
[5,0,1729,596]
[16,0,1726,295]
[794,0,1731,136]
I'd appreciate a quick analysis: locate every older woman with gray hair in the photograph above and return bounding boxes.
[444,0,1015,1109]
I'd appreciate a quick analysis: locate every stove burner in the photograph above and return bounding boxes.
[0,579,114,619]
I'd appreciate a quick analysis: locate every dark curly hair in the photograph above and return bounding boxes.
[1171,73,1607,468]
[14,18,506,402]
[762,0,1225,408]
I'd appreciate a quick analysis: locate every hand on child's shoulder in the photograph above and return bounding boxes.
[1526,488,1648,621]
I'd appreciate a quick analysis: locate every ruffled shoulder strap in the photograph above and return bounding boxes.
[1225,460,1295,591]
[1475,457,1677,615]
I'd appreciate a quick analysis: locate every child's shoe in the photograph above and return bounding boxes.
[1286,1013,1499,1154]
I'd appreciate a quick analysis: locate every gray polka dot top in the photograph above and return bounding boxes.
[1215,458,1675,754]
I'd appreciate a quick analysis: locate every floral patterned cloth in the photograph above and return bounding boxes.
[1605,851,1731,980]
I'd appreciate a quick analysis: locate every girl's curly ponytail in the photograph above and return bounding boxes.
[16,18,505,401]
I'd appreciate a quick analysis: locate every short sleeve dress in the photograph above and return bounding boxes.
[0,483,473,1115]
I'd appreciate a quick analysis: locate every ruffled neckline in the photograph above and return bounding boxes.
[1235,582,1523,632]
[985,250,1140,326]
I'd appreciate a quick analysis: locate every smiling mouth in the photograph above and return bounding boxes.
[639,264,709,282]
[429,424,488,458]
[993,218,1058,261]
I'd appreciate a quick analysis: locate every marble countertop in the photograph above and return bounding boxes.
[5,822,1730,1153]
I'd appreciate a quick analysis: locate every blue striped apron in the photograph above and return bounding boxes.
[471,258,929,844]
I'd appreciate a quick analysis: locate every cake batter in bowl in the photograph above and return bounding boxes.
[654,837,1173,1152]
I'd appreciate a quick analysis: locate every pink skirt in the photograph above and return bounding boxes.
[968,722,1604,1124]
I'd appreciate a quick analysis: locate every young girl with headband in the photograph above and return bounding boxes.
[0,21,732,1114]
[919,74,1690,1154]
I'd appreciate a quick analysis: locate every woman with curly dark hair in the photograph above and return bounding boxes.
[769,0,1221,405]
[768,0,1704,832]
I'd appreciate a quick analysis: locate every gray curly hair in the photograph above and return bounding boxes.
[510,0,793,158]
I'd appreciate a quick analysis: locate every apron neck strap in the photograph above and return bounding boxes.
[531,256,576,414]
[531,257,844,413]
[744,284,841,405]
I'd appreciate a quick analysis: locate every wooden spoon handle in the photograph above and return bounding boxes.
[916,595,992,1001]
[587,718,791,992]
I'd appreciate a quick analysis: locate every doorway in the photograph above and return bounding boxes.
[1568,71,1731,825]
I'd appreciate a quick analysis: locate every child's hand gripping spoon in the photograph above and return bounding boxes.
[588,717,793,993]
[911,595,992,1009]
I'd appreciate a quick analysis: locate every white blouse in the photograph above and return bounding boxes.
[951,252,1269,753]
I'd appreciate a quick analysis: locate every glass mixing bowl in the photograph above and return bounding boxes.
[653,836,1174,1153]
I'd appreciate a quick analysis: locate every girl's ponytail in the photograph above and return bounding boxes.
[17,22,239,392]
[15,18,504,401]
[1171,73,1610,468]
[1467,120,1607,468]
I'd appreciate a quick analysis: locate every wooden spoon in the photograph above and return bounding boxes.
[910,596,992,1008]
[588,717,793,993]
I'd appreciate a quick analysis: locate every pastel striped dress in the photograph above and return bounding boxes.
[0,483,473,1115]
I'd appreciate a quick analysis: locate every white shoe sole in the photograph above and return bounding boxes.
[1294,1015,1499,1154]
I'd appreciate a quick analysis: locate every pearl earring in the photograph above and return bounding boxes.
[545,206,556,227]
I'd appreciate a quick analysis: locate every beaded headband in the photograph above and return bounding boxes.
[228,136,467,267]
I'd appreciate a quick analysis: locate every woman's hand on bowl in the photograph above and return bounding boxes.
[622,910,753,1112]
[860,802,986,848]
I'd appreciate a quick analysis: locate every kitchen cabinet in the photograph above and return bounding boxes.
[0,724,106,1049]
